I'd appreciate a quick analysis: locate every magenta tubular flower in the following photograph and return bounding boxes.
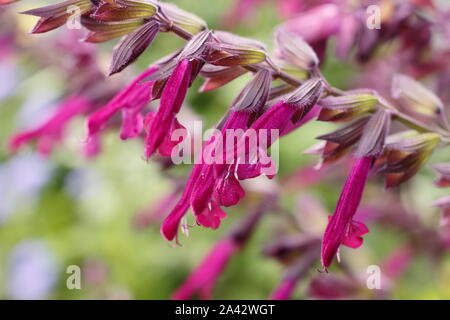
[144,59,192,158]
[86,67,157,141]
[9,95,92,156]
[280,104,321,137]
[235,101,303,180]
[172,238,239,300]
[160,163,202,242]
[163,79,322,241]
[161,111,251,241]
[190,111,251,223]
[321,156,372,269]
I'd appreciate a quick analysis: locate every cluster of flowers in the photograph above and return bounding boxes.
[2,0,450,297]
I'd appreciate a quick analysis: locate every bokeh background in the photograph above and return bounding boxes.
[1,0,450,299]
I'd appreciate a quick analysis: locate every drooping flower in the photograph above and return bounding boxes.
[188,110,252,229]
[160,110,252,242]
[144,58,192,158]
[161,71,271,241]
[236,78,324,179]
[321,156,372,269]
[198,79,322,223]
[9,95,93,156]
[321,110,391,269]
[86,67,157,142]
[162,77,323,242]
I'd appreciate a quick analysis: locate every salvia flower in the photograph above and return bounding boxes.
[10,95,93,156]
[144,58,192,158]
[321,110,391,269]
[87,67,157,142]
[320,156,372,270]
[161,110,251,242]
[236,78,324,179]
[160,71,271,240]
[162,77,323,241]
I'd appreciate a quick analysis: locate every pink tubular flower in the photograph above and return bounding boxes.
[162,79,323,241]
[280,104,321,137]
[235,100,310,179]
[191,111,251,222]
[9,95,92,156]
[161,110,251,241]
[172,238,239,300]
[144,59,192,158]
[321,156,372,269]
[86,67,157,142]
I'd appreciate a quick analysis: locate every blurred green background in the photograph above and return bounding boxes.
[1,0,450,299]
